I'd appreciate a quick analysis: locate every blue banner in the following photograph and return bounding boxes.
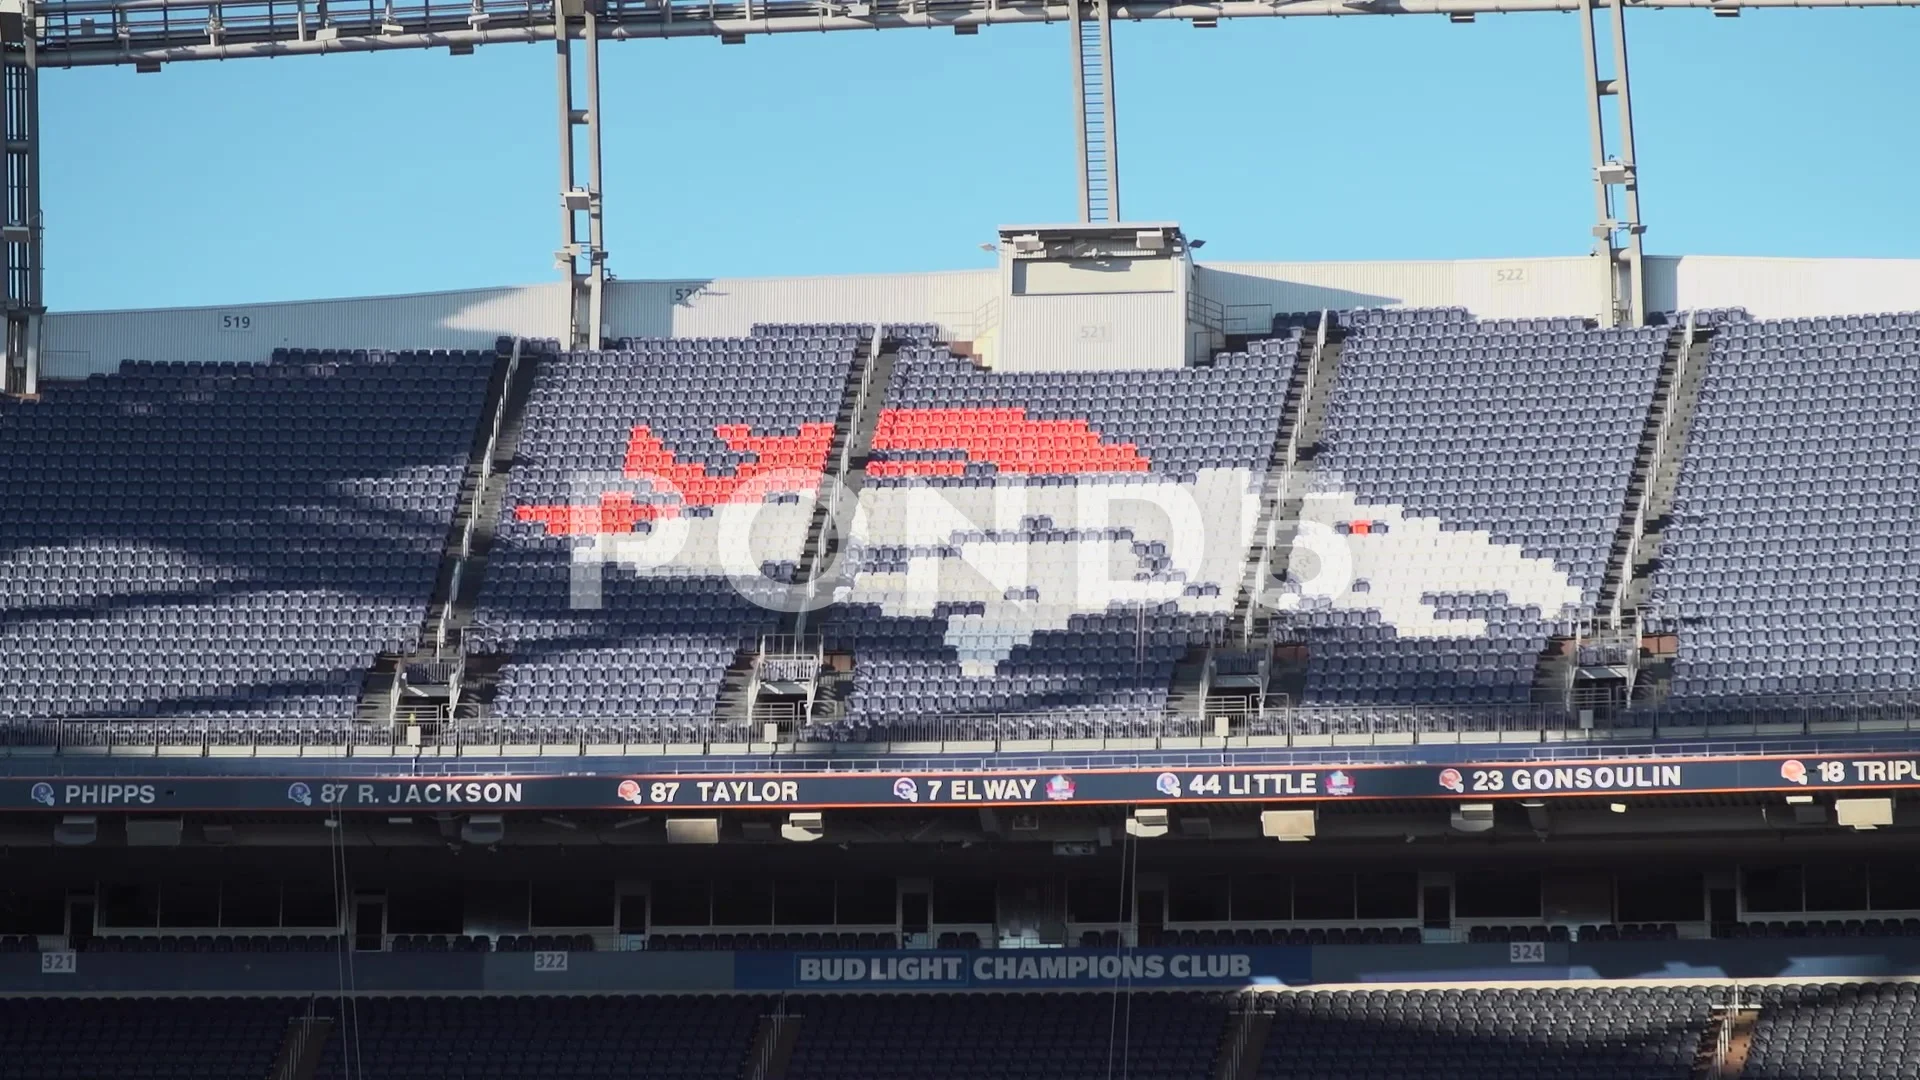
[12,750,1920,813]
[733,947,1310,990]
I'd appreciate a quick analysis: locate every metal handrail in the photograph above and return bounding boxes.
[1611,312,1696,629]
[1243,311,1327,638]
[437,337,523,656]
[11,727,1920,778]
[1706,989,1750,1078]
[271,999,327,1080]
[795,328,881,636]
[1194,645,1214,719]
[13,688,1920,757]
[385,664,403,723]
[1187,291,1228,333]
[937,299,1000,346]
[757,634,822,660]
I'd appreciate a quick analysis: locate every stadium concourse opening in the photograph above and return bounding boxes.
[5,817,1920,1077]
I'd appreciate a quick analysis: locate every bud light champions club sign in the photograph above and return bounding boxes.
[732,948,1307,990]
[7,751,1920,812]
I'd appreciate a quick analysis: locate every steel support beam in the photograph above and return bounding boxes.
[3,0,42,393]
[34,0,1920,70]
[1068,0,1119,222]
[554,0,606,350]
[1578,0,1646,327]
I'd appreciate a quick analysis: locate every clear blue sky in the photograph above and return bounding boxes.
[43,8,1919,311]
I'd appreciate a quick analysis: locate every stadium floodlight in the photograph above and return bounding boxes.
[1449,10,1475,20]
[781,811,825,842]
[1520,800,1550,835]
[666,817,722,844]
[126,818,184,847]
[1791,801,1830,825]
[1609,802,1628,814]
[1260,809,1316,842]
[1450,803,1495,833]
[1836,798,1894,831]
[54,815,97,847]
[1126,807,1170,838]
[461,813,506,845]
[314,23,340,40]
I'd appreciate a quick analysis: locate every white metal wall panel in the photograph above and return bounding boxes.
[1448,256,1608,320]
[1642,255,1682,318]
[1193,260,1458,320]
[1194,256,1606,324]
[607,270,1000,342]
[995,292,1184,372]
[40,284,565,376]
[1667,255,1920,318]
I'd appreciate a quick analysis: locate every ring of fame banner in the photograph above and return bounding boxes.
[5,751,1920,812]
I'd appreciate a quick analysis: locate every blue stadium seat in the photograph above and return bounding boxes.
[0,351,494,720]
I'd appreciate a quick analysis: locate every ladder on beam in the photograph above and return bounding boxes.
[1069,0,1119,224]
